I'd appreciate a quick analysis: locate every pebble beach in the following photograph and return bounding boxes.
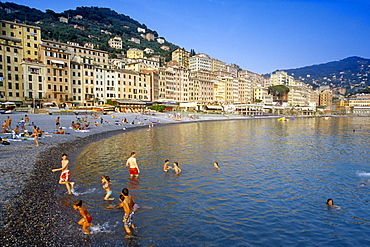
[0,110,257,246]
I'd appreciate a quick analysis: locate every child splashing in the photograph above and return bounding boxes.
[101,175,114,200]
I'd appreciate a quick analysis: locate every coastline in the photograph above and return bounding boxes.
[1,111,257,246]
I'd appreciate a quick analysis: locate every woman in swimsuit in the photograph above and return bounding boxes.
[173,162,181,174]
[101,175,114,200]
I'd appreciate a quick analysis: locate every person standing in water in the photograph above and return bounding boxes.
[173,162,181,174]
[126,152,140,177]
[326,198,341,209]
[119,188,136,237]
[52,153,74,194]
[213,162,219,169]
[73,200,92,234]
[163,159,172,172]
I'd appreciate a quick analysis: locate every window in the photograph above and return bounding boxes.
[15,83,19,89]
[39,84,42,90]
[29,75,32,81]
[29,83,32,90]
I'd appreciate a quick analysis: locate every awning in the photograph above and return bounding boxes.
[51,60,65,65]
[206,105,223,110]
[116,100,146,105]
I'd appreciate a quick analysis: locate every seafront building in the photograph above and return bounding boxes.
[0,19,341,116]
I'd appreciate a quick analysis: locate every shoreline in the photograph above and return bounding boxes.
[1,111,261,245]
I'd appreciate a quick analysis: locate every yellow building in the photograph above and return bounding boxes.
[38,40,71,105]
[0,35,23,104]
[333,96,370,115]
[1,20,41,61]
[171,48,190,69]
[126,48,144,59]
[319,89,333,110]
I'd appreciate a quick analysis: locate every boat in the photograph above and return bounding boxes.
[0,102,16,114]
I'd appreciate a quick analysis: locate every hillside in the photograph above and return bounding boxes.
[273,56,370,92]
[0,2,179,60]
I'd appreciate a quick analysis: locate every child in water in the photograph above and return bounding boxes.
[51,154,74,194]
[326,198,341,209]
[213,162,219,169]
[173,162,182,174]
[73,200,92,234]
[101,175,114,200]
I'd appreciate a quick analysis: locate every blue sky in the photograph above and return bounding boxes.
[8,0,370,74]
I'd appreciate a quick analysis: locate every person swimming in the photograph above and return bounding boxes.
[213,162,219,169]
[326,198,341,209]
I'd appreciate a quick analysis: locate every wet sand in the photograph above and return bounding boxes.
[0,111,268,246]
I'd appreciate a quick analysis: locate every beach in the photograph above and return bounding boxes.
[0,111,251,246]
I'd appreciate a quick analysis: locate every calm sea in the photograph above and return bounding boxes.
[69,117,370,246]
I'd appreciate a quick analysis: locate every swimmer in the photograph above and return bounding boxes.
[101,175,114,200]
[163,159,172,172]
[73,200,92,234]
[173,162,181,174]
[213,162,219,169]
[326,198,341,209]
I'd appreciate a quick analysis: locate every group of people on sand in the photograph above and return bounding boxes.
[1,115,44,146]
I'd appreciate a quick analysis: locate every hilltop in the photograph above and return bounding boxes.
[0,2,179,60]
[273,56,370,92]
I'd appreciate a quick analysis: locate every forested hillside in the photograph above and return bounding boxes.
[274,56,370,92]
[0,2,179,59]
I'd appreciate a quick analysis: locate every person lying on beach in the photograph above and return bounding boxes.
[51,153,75,194]
[326,198,341,209]
[101,175,114,200]
[73,200,92,234]
[54,127,66,134]
[173,162,181,174]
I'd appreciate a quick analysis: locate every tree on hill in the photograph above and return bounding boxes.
[268,85,290,100]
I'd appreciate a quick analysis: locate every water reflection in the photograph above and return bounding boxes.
[70,117,370,246]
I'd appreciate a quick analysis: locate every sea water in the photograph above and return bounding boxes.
[70,117,370,246]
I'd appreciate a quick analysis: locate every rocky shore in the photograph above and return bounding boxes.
[1,111,258,246]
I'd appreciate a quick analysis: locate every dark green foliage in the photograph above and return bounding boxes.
[0,2,179,57]
[149,104,166,112]
[268,85,290,98]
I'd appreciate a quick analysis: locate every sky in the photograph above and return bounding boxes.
[7,0,370,74]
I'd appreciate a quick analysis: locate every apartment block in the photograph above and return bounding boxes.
[38,40,71,105]
[126,48,144,59]
[189,53,212,72]
[171,48,190,69]
[108,36,122,49]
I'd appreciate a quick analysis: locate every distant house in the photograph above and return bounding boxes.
[101,30,112,35]
[84,42,99,49]
[74,15,83,19]
[157,38,165,44]
[144,48,154,54]
[137,27,146,33]
[128,37,141,44]
[59,17,68,23]
[108,36,123,49]
[73,24,85,31]
[144,33,155,41]
[160,45,170,51]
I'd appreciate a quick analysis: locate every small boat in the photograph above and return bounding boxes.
[278,117,289,122]
[0,102,16,114]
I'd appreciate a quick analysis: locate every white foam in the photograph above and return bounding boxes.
[71,187,97,196]
[356,171,370,177]
[89,222,115,234]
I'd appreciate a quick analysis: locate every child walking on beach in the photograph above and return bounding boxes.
[52,153,75,194]
[101,175,114,200]
[73,200,92,234]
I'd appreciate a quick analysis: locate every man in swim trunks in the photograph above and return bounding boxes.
[52,153,75,194]
[118,188,136,237]
[73,200,92,234]
[126,152,140,177]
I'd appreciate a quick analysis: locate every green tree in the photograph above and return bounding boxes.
[150,104,166,112]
